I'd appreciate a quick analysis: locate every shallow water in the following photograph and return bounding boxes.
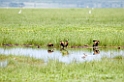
[0,47,123,64]
[0,60,8,68]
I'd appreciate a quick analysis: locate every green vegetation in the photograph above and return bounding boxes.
[0,8,124,47]
[0,54,124,82]
[0,8,124,82]
[113,55,123,59]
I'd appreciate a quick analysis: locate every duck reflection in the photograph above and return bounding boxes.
[47,49,54,53]
[93,49,100,55]
[60,49,69,56]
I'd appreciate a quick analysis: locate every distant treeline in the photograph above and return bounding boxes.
[0,0,124,8]
[9,2,24,7]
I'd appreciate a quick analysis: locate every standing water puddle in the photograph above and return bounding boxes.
[0,47,124,64]
[0,60,8,68]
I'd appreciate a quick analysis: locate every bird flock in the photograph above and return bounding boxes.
[47,40,100,55]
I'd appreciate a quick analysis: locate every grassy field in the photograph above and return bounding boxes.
[0,9,124,46]
[0,54,124,82]
[0,8,124,47]
[0,8,124,82]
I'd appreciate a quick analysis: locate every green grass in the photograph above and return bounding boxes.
[113,55,123,59]
[0,54,124,82]
[0,8,124,47]
[0,8,124,82]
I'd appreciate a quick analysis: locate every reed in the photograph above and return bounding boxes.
[0,8,124,47]
[113,55,123,59]
[0,54,124,82]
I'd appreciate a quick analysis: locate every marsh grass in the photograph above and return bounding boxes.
[0,54,124,82]
[113,55,123,59]
[0,8,124,47]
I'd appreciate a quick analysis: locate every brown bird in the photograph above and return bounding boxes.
[60,40,68,50]
[47,43,53,47]
[118,46,120,49]
[93,40,100,51]
[93,40,99,47]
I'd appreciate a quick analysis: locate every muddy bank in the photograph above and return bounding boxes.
[1,43,124,49]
